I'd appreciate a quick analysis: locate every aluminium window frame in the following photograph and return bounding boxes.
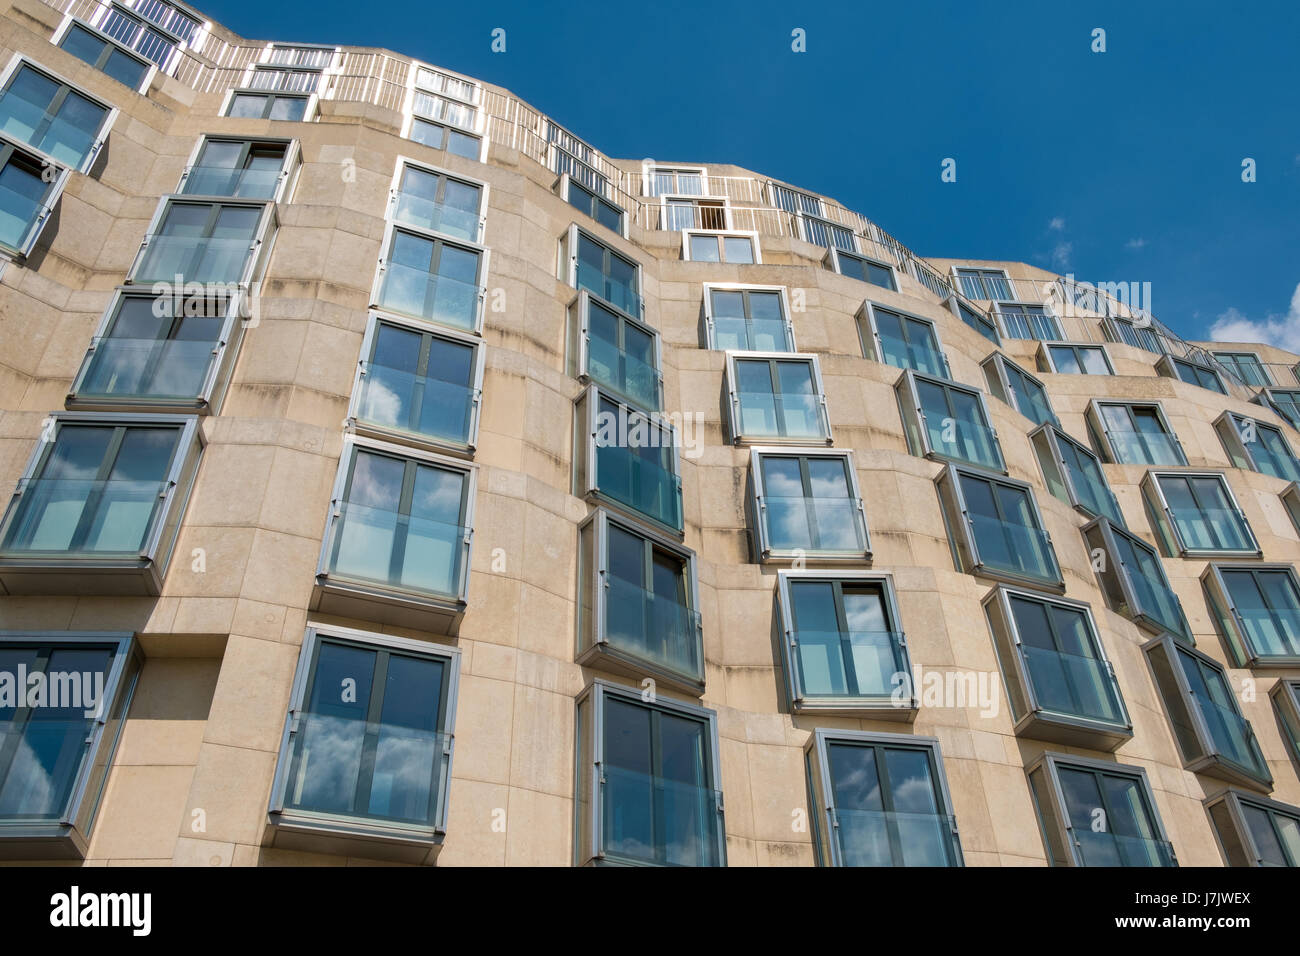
[176,134,301,204]
[1215,410,1300,481]
[1201,562,1300,667]
[0,133,70,258]
[1087,399,1187,466]
[561,222,643,321]
[401,110,487,163]
[1155,353,1228,395]
[1038,340,1115,375]
[371,218,489,335]
[701,282,795,352]
[387,155,488,245]
[824,246,898,291]
[1029,423,1124,526]
[724,350,832,446]
[265,622,460,865]
[858,300,951,379]
[896,368,1005,472]
[51,17,156,94]
[992,301,1062,341]
[219,87,316,122]
[1104,315,1165,354]
[1205,788,1300,867]
[1141,471,1259,559]
[681,228,761,264]
[0,55,118,175]
[124,194,278,288]
[556,173,627,239]
[1253,387,1300,432]
[1271,678,1300,770]
[981,352,1059,427]
[945,293,1001,345]
[1213,350,1273,388]
[748,446,871,564]
[642,164,709,198]
[951,265,1014,301]
[567,289,663,413]
[1081,515,1192,643]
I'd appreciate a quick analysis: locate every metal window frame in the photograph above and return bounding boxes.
[177,134,301,204]
[1081,515,1192,643]
[1215,410,1300,480]
[764,179,824,217]
[265,623,461,865]
[219,87,317,122]
[1212,350,1273,388]
[951,265,1014,301]
[574,678,726,867]
[124,194,279,288]
[412,63,482,107]
[1282,482,1300,538]
[1038,340,1115,375]
[1025,751,1175,867]
[52,17,156,95]
[1087,399,1187,466]
[945,293,1001,345]
[557,173,627,240]
[797,211,858,252]
[401,111,488,163]
[749,446,871,563]
[1201,562,1300,667]
[1103,315,1165,354]
[345,310,485,456]
[0,54,118,175]
[658,194,731,231]
[1271,678,1300,769]
[981,352,1058,427]
[1155,353,1227,395]
[776,569,915,718]
[0,133,70,258]
[1029,423,1123,525]
[681,228,761,264]
[371,219,489,335]
[701,282,795,352]
[934,462,1064,592]
[1140,471,1260,559]
[568,289,663,413]
[562,222,643,321]
[1253,387,1300,432]
[858,300,951,379]
[387,155,488,245]
[1205,788,1300,867]
[896,368,1004,472]
[724,350,832,446]
[642,164,710,198]
[804,728,963,868]
[992,301,1061,341]
[825,246,898,291]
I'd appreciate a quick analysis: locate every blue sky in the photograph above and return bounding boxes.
[199,0,1299,345]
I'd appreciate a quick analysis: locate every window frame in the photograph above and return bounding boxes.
[1271,678,1300,771]
[0,134,70,258]
[701,282,795,352]
[1104,315,1165,354]
[1087,399,1187,466]
[1213,350,1273,388]
[1215,411,1300,482]
[403,111,486,163]
[557,173,626,239]
[567,289,662,413]
[177,134,300,204]
[993,301,1062,341]
[1140,471,1259,559]
[896,369,1005,472]
[562,222,643,321]
[945,294,1001,345]
[53,17,155,94]
[1039,341,1115,376]
[265,623,461,865]
[1255,387,1300,432]
[0,55,117,174]
[858,301,951,379]
[1205,788,1300,867]
[749,447,871,563]
[1155,354,1227,395]
[724,351,832,446]
[220,87,316,122]
[124,195,278,288]
[1201,563,1300,667]
[1029,423,1124,526]
[681,228,760,264]
[371,219,489,335]
[952,266,1014,301]
[642,164,709,198]
[825,246,898,291]
[1081,515,1193,643]
[981,352,1058,427]
[387,156,487,245]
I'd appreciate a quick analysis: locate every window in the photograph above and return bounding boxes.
[1026,754,1175,867]
[0,62,112,170]
[683,230,757,264]
[982,353,1058,428]
[661,197,727,231]
[129,199,275,286]
[995,303,1060,340]
[348,314,483,453]
[703,285,793,352]
[574,387,682,533]
[1215,412,1300,482]
[375,224,486,333]
[1157,354,1226,394]
[266,625,459,865]
[1214,351,1272,388]
[0,414,203,595]
[0,139,66,256]
[563,225,641,320]
[574,681,725,866]
[1042,342,1114,375]
[411,90,478,133]
[248,65,323,94]
[800,213,856,251]
[946,295,1000,344]
[1202,565,1300,667]
[1088,401,1186,466]
[1141,472,1258,558]
[224,91,310,121]
[1285,483,1300,538]
[726,354,831,444]
[1272,680,1300,770]
[750,450,870,562]
[414,66,479,105]
[828,247,895,291]
[935,465,1062,590]
[1082,516,1192,643]
[1258,389,1300,431]
[1144,634,1271,790]
[409,118,481,160]
[1107,316,1163,353]
[896,370,1004,472]
[568,291,660,412]
[57,22,151,90]
[67,289,244,412]
[547,124,605,195]
[0,632,140,860]
[805,730,963,867]
[265,45,336,69]
[776,571,914,717]
[860,303,949,379]
[1030,425,1124,527]
[767,181,822,216]
[954,267,1012,301]
[96,3,178,67]
[180,137,292,201]
[645,166,705,196]
[576,510,703,691]
[1206,790,1300,867]
[562,175,624,236]
[312,438,475,634]
[984,588,1131,748]
[389,161,484,244]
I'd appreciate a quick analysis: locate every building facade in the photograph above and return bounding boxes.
[0,0,1298,867]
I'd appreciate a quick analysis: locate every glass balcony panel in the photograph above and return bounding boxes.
[134,235,253,284]
[392,190,480,242]
[356,364,476,446]
[604,574,701,680]
[327,501,467,599]
[2,478,166,554]
[574,261,640,319]
[1075,831,1176,867]
[1168,507,1252,552]
[594,446,682,529]
[80,337,215,400]
[600,766,721,866]
[1122,562,1187,639]
[0,177,47,250]
[1234,607,1300,658]
[966,513,1057,582]
[1021,645,1125,725]
[1107,429,1182,466]
[0,719,94,819]
[764,495,865,553]
[924,416,1000,470]
[794,629,905,699]
[877,331,945,377]
[835,809,958,867]
[713,316,789,352]
[737,392,824,440]
[587,338,658,410]
[1191,691,1268,780]
[181,164,280,200]
[378,264,479,330]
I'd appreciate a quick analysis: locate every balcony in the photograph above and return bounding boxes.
[760,494,869,558]
[599,766,725,867]
[876,329,948,379]
[597,573,702,685]
[354,363,480,452]
[790,629,912,718]
[831,809,963,868]
[585,336,660,412]
[391,188,484,244]
[179,164,281,200]
[376,262,482,333]
[594,446,682,532]
[923,417,1002,471]
[1107,429,1184,466]
[733,391,829,443]
[575,261,642,320]
[1073,831,1177,868]
[964,513,1061,588]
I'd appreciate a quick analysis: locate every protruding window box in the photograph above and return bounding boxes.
[897,370,1004,472]
[1038,341,1114,375]
[1144,633,1272,791]
[1141,471,1259,558]
[726,352,831,445]
[983,587,1132,750]
[126,198,277,287]
[266,625,459,865]
[1155,354,1226,394]
[946,294,1000,344]
[1206,789,1300,867]
[568,290,662,413]
[577,509,703,694]
[557,173,626,237]
[373,223,487,335]
[1030,424,1125,527]
[1215,411,1300,482]
[776,571,915,719]
[702,283,794,352]
[388,159,486,244]
[1255,387,1300,431]
[1202,564,1300,667]
[0,136,69,258]
[55,20,154,93]
[935,464,1063,592]
[1088,400,1186,467]
[750,448,870,564]
[825,247,896,290]
[311,437,475,634]
[561,224,643,321]
[858,302,950,379]
[982,352,1058,428]
[0,632,140,860]
[0,414,203,595]
[178,136,299,203]
[1082,516,1193,644]
[1271,679,1300,769]
[0,59,116,173]
[684,229,758,264]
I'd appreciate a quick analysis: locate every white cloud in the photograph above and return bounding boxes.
[1050,241,1072,269]
[1048,217,1065,231]
[1125,237,1146,249]
[1209,282,1300,350]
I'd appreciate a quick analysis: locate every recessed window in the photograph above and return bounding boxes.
[800,213,855,251]
[389,161,484,244]
[0,632,140,860]
[662,197,727,230]
[129,198,275,286]
[1142,472,1258,558]
[1088,401,1186,466]
[984,588,1131,748]
[58,22,150,90]
[750,450,870,562]
[995,303,1060,340]
[935,464,1062,590]
[1215,412,1300,482]
[266,625,459,865]
[568,290,660,412]
[683,229,757,264]
[1042,342,1113,375]
[375,224,485,333]
[954,267,1012,301]
[1206,789,1300,867]
[577,510,702,691]
[224,91,309,121]
[776,571,914,717]
[181,137,292,201]
[704,285,793,352]
[1026,753,1175,867]
[574,681,725,867]
[1214,351,1272,388]
[574,387,682,533]
[1144,634,1271,790]
[646,166,705,196]
[897,370,1004,472]
[947,295,1000,344]
[828,247,895,291]
[1157,354,1226,394]
[1202,564,1300,667]
[248,65,323,95]
[982,353,1058,427]
[410,117,481,160]
[312,438,475,633]
[1107,316,1163,353]
[564,225,641,320]
[767,181,822,216]
[1272,679,1300,770]
[349,314,483,453]
[1030,425,1124,527]
[0,414,204,595]
[1257,389,1300,431]
[561,175,624,236]
[0,140,65,256]
[726,353,830,444]
[1082,516,1192,643]
[805,729,963,867]
[547,123,606,198]
[0,62,112,170]
[860,303,949,378]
